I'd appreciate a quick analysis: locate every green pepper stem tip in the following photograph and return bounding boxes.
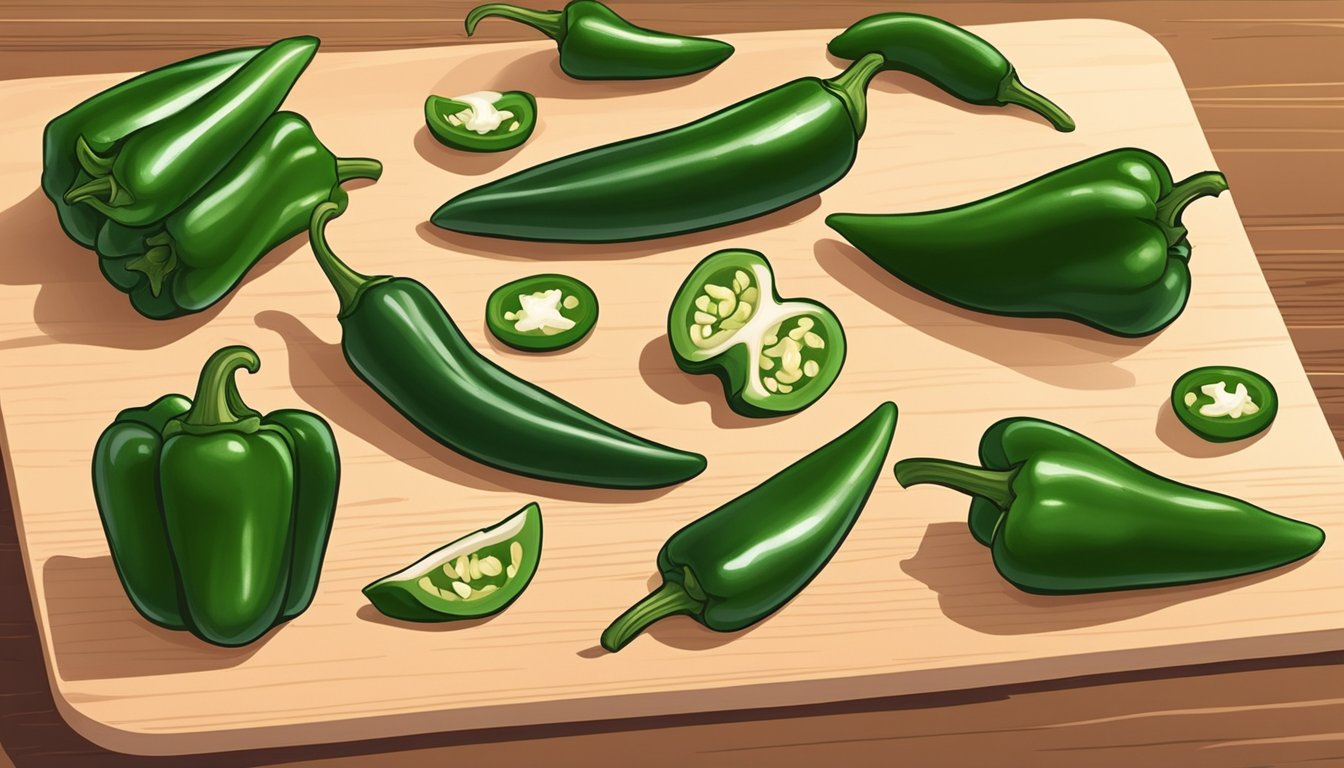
[894,457,1017,512]
[465,3,565,40]
[335,157,384,184]
[1156,170,1229,232]
[74,135,114,176]
[308,199,379,316]
[63,175,117,206]
[180,346,261,428]
[824,52,887,138]
[599,580,704,653]
[998,74,1076,132]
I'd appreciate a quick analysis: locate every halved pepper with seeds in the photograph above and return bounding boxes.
[668,249,846,417]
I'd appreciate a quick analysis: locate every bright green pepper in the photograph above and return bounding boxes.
[465,0,733,80]
[894,417,1324,594]
[600,402,896,651]
[425,91,537,152]
[95,112,382,319]
[92,346,339,646]
[1172,366,1278,442]
[668,249,845,417]
[826,148,1229,338]
[363,503,542,622]
[485,273,598,351]
[63,36,318,227]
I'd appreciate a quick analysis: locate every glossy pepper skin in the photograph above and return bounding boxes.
[64,36,318,227]
[828,12,1074,131]
[95,112,382,319]
[465,1,733,80]
[894,418,1325,595]
[43,45,263,247]
[309,202,706,489]
[431,52,887,242]
[600,402,896,651]
[826,148,1230,338]
[92,346,339,646]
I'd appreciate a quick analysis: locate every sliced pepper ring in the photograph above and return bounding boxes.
[425,91,537,153]
[485,273,598,351]
[1171,365,1277,442]
[668,249,846,417]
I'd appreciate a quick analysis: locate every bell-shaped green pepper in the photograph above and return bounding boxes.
[826,148,1229,337]
[894,417,1325,594]
[92,345,339,646]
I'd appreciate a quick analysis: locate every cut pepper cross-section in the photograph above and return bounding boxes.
[669,249,846,417]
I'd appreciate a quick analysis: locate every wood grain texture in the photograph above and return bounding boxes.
[1,2,1342,766]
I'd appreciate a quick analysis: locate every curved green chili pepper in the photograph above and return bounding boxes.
[485,273,598,351]
[826,148,1229,337]
[309,201,706,489]
[828,12,1074,131]
[425,91,537,152]
[431,52,886,242]
[601,402,896,652]
[64,36,318,227]
[43,45,263,247]
[668,249,845,417]
[465,0,733,80]
[95,112,382,319]
[894,417,1324,594]
[1172,366,1278,442]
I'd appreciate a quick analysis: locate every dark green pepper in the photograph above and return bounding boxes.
[1172,366,1278,442]
[600,402,896,651]
[485,273,598,351]
[894,417,1324,594]
[92,345,339,646]
[95,112,382,319]
[309,201,706,489]
[425,91,537,152]
[43,45,262,247]
[828,12,1075,131]
[826,148,1229,338]
[363,503,542,622]
[465,0,733,80]
[64,36,318,227]
[668,249,845,417]
[431,52,886,242]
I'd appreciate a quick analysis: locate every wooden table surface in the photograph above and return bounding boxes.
[1,2,1341,765]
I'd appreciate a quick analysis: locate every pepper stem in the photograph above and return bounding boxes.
[823,52,886,138]
[74,135,114,176]
[335,157,384,185]
[894,458,1017,511]
[1155,170,1229,235]
[309,199,384,317]
[465,3,565,40]
[63,175,121,206]
[599,580,705,653]
[125,245,178,297]
[179,346,261,428]
[998,71,1076,132]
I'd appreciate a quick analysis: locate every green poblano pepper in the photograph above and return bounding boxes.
[92,345,339,646]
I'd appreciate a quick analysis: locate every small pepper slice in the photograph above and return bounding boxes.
[363,503,542,622]
[1172,366,1278,442]
[486,273,598,351]
[425,91,537,153]
[668,250,845,417]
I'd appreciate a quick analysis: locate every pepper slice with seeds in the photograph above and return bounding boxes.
[425,90,537,153]
[486,273,598,351]
[668,249,846,417]
[362,503,542,622]
[1171,366,1278,442]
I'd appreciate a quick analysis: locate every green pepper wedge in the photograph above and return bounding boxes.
[828,12,1075,131]
[431,52,887,242]
[309,201,706,489]
[465,0,734,80]
[826,148,1229,338]
[486,273,598,351]
[1172,366,1278,442]
[64,36,318,227]
[363,503,542,622]
[95,112,382,319]
[894,417,1324,594]
[668,249,845,417]
[92,345,339,646]
[600,402,896,652]
[425,91,537,152]
[43,45,263,247]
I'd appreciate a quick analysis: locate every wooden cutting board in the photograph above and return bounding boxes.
[1,19,1341,756]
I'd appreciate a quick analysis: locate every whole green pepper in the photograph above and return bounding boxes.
[826,148,1229,337]
[95,112,382,319]
[92,345,339,646]
[64,36,318,227]
[465,0,734,80]
[894,418,1325,594]
[828,12,1075,131]
[600,402,896,651]
[43,45,262,247]
[309,201,706,489]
